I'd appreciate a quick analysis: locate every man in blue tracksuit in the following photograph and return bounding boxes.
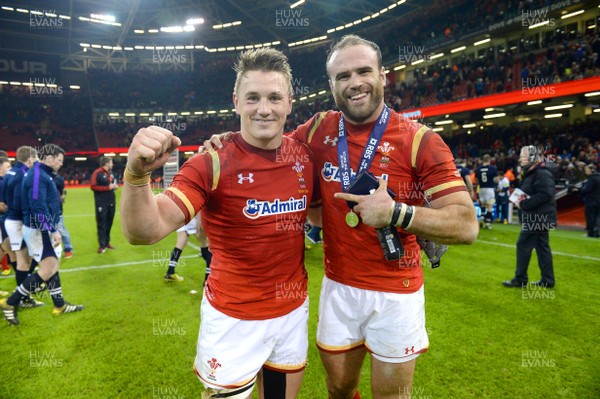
[1,144,83,325]
[2,146,42,308]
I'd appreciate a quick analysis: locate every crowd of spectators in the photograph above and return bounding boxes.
[0,85,95,151]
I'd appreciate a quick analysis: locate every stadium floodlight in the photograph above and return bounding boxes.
[544,113,562,119]
[396,0,406,4]
[186,18,204,25]
[544,104,573,111]
[393,65,406,70]
[299,96,307,101]
[1,6,15,11]
[104,153,116,156]
[139,113,150,117]
[80,43,90,47]
[451,46,466,53]
[161,26,183,33]
[16,8,29,13]
[430,53,444,59]
[318,90,326,95]
[485,108,494,112]
[411,59,424,65]
[594,109,600,113]
[435,120,453,125]
[69,85,80,90]
[59,15,70,20]
[462,123,476,128]
[207,110,216,114]
[0,81,8,85]
[180,112,190,116]
[362,16,371,22]
[148,29,159,33]
[527,100,542,105]
[183,25,195,32]
[30,10,43,15]
[194,111,204,115]
[309,93,316,98]
[134,29,144,34]
[371,12,380,18]
[432,127,444,132]
[108,113,119,117]
[561,10,584,19]
[584,91,600,97]
[125,113,136,117]
[74,157,87,161]
[474,38,491,46]
[91,14,115,22]
[528,20,550,29]
[483,113,506,119]
[290,0,305,8]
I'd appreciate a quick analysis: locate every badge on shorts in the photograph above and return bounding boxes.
[403,279,410,287]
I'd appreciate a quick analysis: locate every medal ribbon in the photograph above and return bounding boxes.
[337,106,390,206]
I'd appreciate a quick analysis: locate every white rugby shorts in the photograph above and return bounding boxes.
[317,276,428,363]
[195,294,308,389]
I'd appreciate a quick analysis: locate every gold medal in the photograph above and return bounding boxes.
[345,211,359,227]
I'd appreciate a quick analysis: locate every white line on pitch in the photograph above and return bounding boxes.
[0,255,200,278]
[477,240,600,262]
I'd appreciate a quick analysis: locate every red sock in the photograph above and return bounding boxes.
[1,255,8,272]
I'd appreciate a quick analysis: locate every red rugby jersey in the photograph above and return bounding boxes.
[165,133,315,319]
[292,110,466,294]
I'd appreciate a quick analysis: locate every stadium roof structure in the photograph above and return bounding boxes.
[0,0,423,71]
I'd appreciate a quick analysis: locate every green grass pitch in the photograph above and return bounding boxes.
[1,187,599,398]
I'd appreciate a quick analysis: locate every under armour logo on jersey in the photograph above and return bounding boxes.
[405,346,415,355]
[323,136,338,146]
[237,173,254,184]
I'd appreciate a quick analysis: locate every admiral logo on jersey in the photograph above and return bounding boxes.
[243,196,307,219]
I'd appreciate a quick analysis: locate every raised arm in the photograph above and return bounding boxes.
[120,126,184,245]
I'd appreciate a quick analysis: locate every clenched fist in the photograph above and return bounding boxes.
[127,126,181,175]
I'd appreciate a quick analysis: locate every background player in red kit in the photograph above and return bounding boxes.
[120,48,316,399]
